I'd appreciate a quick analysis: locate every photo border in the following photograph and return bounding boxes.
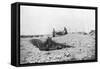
[11,2,98,67]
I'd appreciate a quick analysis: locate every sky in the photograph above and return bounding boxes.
[20,5,95,35]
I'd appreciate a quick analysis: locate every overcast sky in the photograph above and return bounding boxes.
[20,6,95,35]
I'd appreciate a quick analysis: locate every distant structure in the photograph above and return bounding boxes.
[53,27,68,37]
[89,30,95,39]
[53,28,56,37]
[64,27,68,34]
[89,30,95,36]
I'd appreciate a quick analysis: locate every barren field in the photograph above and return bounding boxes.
[20,33,95,64]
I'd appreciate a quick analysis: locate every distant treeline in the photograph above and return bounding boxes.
[20,35,33,38]
[20,35,44,38]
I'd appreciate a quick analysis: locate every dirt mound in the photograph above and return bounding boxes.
[52,33,94,47]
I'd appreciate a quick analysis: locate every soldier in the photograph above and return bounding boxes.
[64,27,68,34]
[44,37,52,51]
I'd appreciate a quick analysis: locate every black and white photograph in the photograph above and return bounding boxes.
[19,4,97,65]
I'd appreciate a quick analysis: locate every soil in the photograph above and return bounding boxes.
[20,33,95,64]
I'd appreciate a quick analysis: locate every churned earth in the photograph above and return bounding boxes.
[20,33,95,64]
